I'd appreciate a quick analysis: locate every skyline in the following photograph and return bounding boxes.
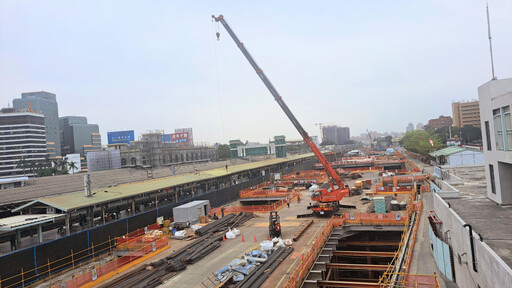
[1,1,511,145]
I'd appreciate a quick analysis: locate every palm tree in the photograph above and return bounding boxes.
[69,161,78,174]
[59,159,69,174]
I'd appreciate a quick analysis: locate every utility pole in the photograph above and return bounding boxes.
[486,1,497,80]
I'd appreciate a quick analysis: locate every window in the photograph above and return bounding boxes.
[494,106,512,151]
[504,106,512,151]
[489,164,496,194]
[494,108,504,150]
[485,121,492,151]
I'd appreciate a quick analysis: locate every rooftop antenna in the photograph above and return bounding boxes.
[486,1,497,80]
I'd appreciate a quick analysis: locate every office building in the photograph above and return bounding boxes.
[321,125,350,145]
[13,91,61,155]
[452,100,481,127]
[427,116,453,130]
[59,116,101,156]
[0,108,47,178]
[478,78,512,205]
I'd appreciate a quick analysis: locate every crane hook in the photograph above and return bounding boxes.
[216,32,220,41]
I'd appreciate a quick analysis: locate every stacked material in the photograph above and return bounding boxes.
[101,213,255,288]
[214,247,294,287]
[195,212,254,236]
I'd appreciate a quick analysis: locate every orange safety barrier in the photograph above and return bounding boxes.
[211,192,300,216]
[63,230,168,288]
[2,223,166,288]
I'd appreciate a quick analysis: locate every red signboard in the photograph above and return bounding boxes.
[171,132,189,143]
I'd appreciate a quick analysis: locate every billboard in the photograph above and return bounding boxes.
[171,132,189,143]
[162,134,172,143]
[107,130,135,144]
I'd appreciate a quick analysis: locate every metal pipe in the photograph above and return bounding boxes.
[463,224,478,272]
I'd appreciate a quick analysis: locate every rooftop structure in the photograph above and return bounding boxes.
[478,78,512,204]
[431,165,512,287]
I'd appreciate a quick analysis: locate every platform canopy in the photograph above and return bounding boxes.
[0,214,63,231]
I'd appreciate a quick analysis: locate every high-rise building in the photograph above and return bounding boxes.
[322,125,350,145]
[0,108,47,178]
[59,116,101,156]
[406,123,414,132]
[452,100,481,127]
[13,91,61,155]
[478,78,512,205]
[427,116,453,130]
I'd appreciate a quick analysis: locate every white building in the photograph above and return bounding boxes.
[0,108,47,178]
[63,153,81,174]
[429,147,484,167]
[478,78,512,205]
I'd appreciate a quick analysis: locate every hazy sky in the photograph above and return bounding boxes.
[1,1,511,145]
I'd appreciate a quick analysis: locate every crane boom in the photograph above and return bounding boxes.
[212,14,345,192]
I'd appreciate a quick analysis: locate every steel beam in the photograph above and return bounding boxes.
[332,250,396,257]
[317,280,380,288]
[341,241,399,246]
[325,263,390,271]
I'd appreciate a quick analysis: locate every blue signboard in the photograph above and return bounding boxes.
[162,134,172,143]
[107,130,135,144]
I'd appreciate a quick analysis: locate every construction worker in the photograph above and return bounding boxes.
[297,195,301,204]
[287,199,290,208]
[10,234,16,251]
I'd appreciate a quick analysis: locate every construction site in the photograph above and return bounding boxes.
[2,10,511,288]
[0,15,441,288]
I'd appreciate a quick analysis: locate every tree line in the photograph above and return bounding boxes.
[16,156,79,177]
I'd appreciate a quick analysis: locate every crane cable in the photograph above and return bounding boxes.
[212,20,226,143]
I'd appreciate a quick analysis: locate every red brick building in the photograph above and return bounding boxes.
[427,116,453,130]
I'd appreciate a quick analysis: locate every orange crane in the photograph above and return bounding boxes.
[213,15,349,216]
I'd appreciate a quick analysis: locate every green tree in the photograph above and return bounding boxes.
[16,157,28,176]
[400,130,444,155]
[216,144,231,160]
[69,161,78,174]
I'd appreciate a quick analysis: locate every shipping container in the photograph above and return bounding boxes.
[172,200,211,224]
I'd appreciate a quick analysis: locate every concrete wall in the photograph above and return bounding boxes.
[432,191,512,288]
[478,78,512,204]
[429,180,460,198]
[447,150,484,166]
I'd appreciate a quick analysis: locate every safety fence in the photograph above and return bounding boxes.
[280,170,327,182]
[381,273,440,288]
[63,227,168,288]
[238,182,292,198]
[210,191,300,215]
[283,216,344,288]
[0,222,166,288]
[0,160,316,288]
[283,193,428,288]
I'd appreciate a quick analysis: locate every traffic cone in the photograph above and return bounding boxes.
[222,234,226,241]
[267,235,270,241]
[254,235,257,242]
[241,235,245,242]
